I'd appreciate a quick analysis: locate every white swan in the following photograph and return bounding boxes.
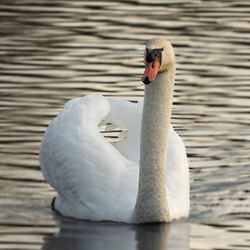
[40,38,189,223]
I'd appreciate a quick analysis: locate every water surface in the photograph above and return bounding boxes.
[1,0,250,249]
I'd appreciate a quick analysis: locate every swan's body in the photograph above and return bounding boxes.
[40,38,189,223]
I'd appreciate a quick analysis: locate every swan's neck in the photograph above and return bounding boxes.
[134,65,175,223]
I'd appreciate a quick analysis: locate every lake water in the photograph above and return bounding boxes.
[1,0,250,249]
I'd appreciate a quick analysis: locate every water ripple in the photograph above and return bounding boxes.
[1,0,250,249]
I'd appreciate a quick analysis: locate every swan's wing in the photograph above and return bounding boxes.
[40,95,137,222]
[40,95,110,192]
[166,125,190,219]
[105,98,143,163]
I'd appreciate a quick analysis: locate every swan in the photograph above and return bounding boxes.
[40,38,190,223]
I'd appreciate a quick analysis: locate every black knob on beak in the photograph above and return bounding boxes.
[143,76,151,85]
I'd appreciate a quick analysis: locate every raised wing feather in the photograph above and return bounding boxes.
[40,95,138,222]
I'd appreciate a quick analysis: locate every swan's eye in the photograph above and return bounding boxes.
[152,60,155,68]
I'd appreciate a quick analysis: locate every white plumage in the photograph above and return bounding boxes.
[40,38,190,223]
[40,95,189,222]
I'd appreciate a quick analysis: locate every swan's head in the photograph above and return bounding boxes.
[142,38,175,85]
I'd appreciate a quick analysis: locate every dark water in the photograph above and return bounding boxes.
[1,0,250,249]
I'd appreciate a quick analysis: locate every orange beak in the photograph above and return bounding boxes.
[142,56,161,85]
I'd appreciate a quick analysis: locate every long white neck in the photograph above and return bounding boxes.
[134,64,175,223]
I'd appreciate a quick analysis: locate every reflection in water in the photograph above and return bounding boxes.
[42,215,189,250]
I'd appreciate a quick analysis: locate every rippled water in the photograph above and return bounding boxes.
[1,0,250,249]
